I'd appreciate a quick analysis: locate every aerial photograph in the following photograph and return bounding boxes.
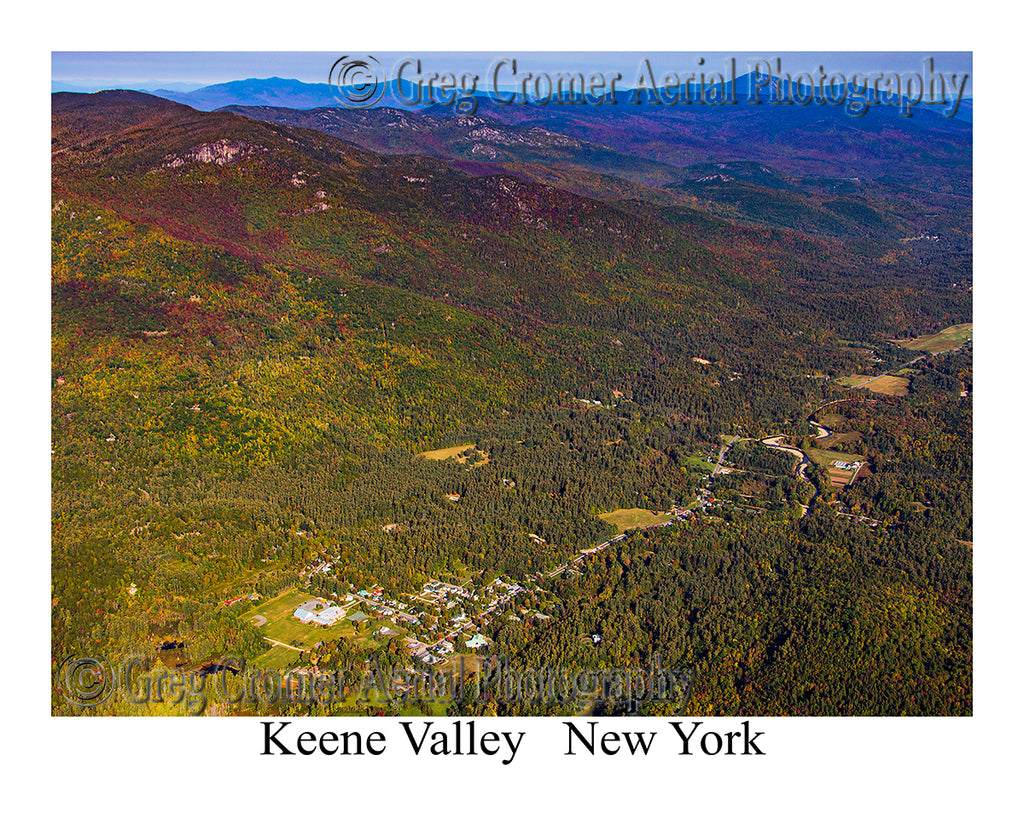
[51,51,973,718]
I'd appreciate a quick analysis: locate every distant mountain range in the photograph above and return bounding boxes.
[150,76,421,111]
[140,74,972,122]
[132,76,970,190]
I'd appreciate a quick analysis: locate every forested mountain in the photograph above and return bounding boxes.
[51,90,971,716]
[222,101,971,253]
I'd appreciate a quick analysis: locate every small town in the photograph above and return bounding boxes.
[278,566,540,666]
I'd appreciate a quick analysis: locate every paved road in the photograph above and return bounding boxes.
[546,534,627,578]
[835,510,883,526]
[712,435,740,476]
[854,372,890,389]
[854,356,925,390]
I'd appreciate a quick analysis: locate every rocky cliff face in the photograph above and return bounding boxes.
[162,139,261,168]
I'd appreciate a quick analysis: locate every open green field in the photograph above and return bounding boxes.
[822,430,863,448]
[817,413,846,428]
[684,454,715,474]
[599,507,675,534]
[436,653,486,678]
[807,447,869,468]
[257,644,304,671]
[895,323,973,354]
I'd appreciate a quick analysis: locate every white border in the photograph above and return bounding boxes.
[14,1,1017,814]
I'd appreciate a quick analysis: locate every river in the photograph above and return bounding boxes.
[756,420,832,512]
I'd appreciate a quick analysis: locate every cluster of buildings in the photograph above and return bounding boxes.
[291,589,395,628]
[417,580,473,609]
[394,576,522,661]
[406,577,521,654]
[283,556,544,668]
[292,598,349,626]
[403,631,491,666]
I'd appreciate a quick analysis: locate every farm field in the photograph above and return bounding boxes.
[599,507,675,534]
[860,375,910,396]
[896,323,973,354]
[837,373,910,396]
[807,447,870,487]
[819,430,864,448]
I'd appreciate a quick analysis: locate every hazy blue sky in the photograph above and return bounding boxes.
[52,51,972,94]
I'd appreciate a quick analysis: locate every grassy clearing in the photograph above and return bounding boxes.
[861,375,910,396]
[823,430,863,448]
[808,447,869,467]
[436,653,485,677]
[836,374,873,388]
[896,323,973,354]
[599,507,675,534]
[258,644,302,671]
[419,443,475,460]
[837,373,910,396]
[684,455,715,474]
[418,443,490,466]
